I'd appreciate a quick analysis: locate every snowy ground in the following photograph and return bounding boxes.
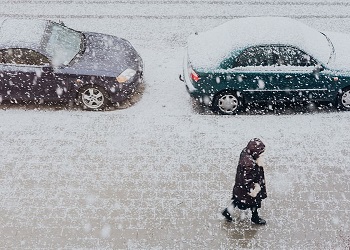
[1,0,350,249]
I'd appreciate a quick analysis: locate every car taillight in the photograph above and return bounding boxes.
[190,69,200,82]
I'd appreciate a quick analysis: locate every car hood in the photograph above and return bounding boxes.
[64,32,142,77]
[324,31,350,71]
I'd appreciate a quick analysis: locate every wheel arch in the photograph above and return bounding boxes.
[76,82,111,101]
[213,88,245,104]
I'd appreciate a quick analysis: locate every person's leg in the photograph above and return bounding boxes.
[239,209,250,221]
[222,202,235,221]
[250,206,266,225]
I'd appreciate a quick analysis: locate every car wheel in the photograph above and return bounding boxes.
[339,87,350,111]
[79,85,108,111]
[213,91,242,115]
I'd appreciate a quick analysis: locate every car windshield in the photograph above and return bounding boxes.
[45,22,83,67]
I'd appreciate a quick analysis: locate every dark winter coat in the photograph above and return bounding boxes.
[232,138,267,209]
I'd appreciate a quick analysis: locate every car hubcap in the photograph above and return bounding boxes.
[341,90,350,108]
[218,94,238,114]
[82,88,105,109]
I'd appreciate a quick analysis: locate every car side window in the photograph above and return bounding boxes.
[235,46,280,67]
[0,48,49,66]
[235,46,269,67]
[277,46,317,67]
[234,45,317,68]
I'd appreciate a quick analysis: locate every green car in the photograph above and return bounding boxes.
[180,16,350,115]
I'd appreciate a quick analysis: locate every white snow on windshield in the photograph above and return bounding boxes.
[46,23,82,67]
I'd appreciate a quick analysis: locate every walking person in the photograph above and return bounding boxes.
[222,138,267,225]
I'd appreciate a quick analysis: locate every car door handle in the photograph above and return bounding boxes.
[8,74,19,78]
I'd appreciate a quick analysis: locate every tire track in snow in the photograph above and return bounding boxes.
[3,0,350,6]
[2,0,350,21]
[2,13,350,20]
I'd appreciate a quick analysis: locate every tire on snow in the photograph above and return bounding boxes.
[338,86,350,111]
[79,85,109,111]
[212,90,243,115]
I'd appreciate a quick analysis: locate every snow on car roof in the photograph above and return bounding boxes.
[0,18,48,49]
[187,17,332,70]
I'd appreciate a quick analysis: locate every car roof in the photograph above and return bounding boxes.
[187,17,331,70]
[0,18,50,53]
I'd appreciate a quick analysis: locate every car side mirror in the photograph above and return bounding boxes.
[313,65,324,74]
[42,66,53,73]
[318,65,324,71]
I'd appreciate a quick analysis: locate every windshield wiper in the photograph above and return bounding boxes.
[68,33,86,66]
[79,33,86,55]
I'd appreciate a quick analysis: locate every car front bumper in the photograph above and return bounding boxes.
[108,70,143,104]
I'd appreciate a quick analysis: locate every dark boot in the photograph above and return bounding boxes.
[251,207,266,225]
[222,208,232,222]
[251,215,266,225]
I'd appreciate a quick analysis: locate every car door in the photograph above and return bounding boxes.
[0,48,35,101]
[229,45,280,103]
[35,66,71,102]
[272,46,331,102]
[0,48,69,102]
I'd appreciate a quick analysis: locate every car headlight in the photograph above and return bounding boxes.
[116,68,137,83]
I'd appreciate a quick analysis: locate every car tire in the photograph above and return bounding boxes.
[338,87,350,111]
[79,85,108,111]
[213,90,243,115]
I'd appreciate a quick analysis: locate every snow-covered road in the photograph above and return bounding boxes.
[1,1,350,249]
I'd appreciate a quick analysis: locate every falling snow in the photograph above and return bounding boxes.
[0,0,350,249]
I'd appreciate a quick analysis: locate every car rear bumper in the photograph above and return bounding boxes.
[180,75,213,105]
[181,52,200,95]
[181,54,214,105]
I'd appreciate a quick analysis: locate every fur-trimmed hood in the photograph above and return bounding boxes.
[246,138,265,160]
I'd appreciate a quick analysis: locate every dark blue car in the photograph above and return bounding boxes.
[0,18,143,110]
